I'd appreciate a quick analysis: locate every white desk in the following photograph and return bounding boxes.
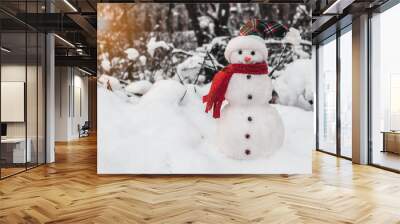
[1,138,31,163]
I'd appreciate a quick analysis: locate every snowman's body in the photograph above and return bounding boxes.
[203,27,286,160]
[216,73,284,160]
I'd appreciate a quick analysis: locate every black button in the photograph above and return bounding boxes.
[247,116,252,122]
[245,134,250,139]
[246,75,251,79]
[247,94,252,100]
[245,149,251,155]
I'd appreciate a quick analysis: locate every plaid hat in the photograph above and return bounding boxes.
[239,19,288,39]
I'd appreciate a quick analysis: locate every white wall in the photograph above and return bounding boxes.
[55,67,89,141]
[1,63,46,164]
[1,82,25,122]
[55,66,70,141]
[71,74,89,138]
[1,65,26,136]
[1,65,41,138]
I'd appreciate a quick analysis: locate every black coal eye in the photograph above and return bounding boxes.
[238,50,242,55]
[251,51,255,56]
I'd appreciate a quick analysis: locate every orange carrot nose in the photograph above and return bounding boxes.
[244,56,252,62]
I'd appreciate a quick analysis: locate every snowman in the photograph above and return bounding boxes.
[203,19,286,160]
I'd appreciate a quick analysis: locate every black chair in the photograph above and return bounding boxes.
[79,121,90,138]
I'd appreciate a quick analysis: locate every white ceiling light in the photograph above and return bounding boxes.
[63,0,78,12]
[1,47,11,53]
[323,0,355,15]
[78,67,93,76]
[54,34,75,48]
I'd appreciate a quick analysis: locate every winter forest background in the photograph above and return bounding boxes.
[97,3,314,111]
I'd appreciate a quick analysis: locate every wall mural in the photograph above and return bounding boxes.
[97,3,314,174]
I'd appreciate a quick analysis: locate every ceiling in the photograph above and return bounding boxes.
[0,0,98,73]
[311,0,390,43]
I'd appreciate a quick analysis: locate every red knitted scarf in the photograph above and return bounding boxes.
[202,63,268,118]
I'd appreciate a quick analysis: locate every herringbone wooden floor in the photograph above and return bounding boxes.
[1,135,400,224]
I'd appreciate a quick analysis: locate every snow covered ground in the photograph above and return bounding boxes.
[98,80,313,174]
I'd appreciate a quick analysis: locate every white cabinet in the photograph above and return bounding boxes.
[1,138,32,163]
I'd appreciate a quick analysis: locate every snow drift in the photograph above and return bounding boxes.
[98,79,313,174]
[273,59,314,111]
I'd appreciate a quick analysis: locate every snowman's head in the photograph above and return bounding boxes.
[224,35,268,64]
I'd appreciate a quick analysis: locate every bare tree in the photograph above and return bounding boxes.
[201,4,231,36]
[185,4,206,46]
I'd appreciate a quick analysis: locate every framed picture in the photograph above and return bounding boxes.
[97,3,314,174]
